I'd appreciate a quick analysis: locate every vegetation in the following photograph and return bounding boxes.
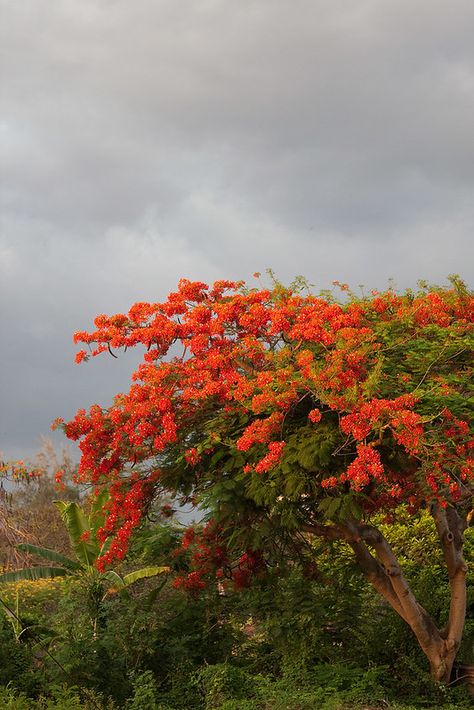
[0,490,473,707]
[59,276,473,682]
[1,276,473,708]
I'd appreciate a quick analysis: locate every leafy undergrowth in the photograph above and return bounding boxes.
[191,663,472,710]
[2,662,471,710]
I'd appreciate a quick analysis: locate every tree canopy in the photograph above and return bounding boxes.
[56,275,473,681]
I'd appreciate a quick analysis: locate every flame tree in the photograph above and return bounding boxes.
[56,276,473,683]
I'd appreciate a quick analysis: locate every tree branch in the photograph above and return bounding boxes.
[431,504,467,651]
[301,522,345,541]
[347,538,409,622]
[302,520,409,623]
[355,523,441,654]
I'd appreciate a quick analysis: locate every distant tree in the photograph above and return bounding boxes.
[57,275,473,683]
[0,440,79,569]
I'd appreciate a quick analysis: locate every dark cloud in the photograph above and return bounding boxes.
[1,0,473,459]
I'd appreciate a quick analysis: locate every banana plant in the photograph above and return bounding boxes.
[0,492,169,638]
[0,490,169,597]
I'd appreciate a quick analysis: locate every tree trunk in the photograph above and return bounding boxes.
[426,640,459,684]
[340,510,467,685]
[430,505,468,683]
[304,508,468,685]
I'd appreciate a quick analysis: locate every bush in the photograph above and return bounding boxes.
[196,663,254,709]
[125,671,160,710]
[0,615,40,696]
[0,684,32,710]
[0,682,118,709]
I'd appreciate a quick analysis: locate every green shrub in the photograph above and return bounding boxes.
[0,682,117,709]
[196,663,254,708]
[0,615,40,696]
[125,671,159,710]
[0,684,32,710]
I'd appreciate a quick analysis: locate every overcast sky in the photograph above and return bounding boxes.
[1,0,473,462]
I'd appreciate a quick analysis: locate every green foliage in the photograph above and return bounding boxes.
[196,663,253,709]
[0,566,72,583]
[43,578,131,704]
[186,661,473,710]
[1,511,473,708]
[0,615,39,696]
[125,671,160,710]
[54,501,99,568]
[0,685,33,710]
[0,683,118,709]
[16,545,82,572]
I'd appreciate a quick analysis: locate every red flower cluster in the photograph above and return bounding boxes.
[253,441,286,474]
[95,472,159,571]
[184,447,201,466]
[236,413,284,451]
[344,444,384,491]
[308,408,322,424]
[172,521,267,594]
[321,444,384,492]
[173,570,206,593]
[340,395,418,442]
[172,521,229,594]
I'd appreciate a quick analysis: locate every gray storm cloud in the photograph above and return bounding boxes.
[1,0,473,459]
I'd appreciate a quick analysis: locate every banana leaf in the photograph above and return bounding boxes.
[89,487,109,538]
[102,570,125,593]
[122,566,170,586]
[16,543,81,571]
[54,501,98,567]
[0,566,71,583]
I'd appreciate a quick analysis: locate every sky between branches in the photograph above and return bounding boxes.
[1,0,473,460]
